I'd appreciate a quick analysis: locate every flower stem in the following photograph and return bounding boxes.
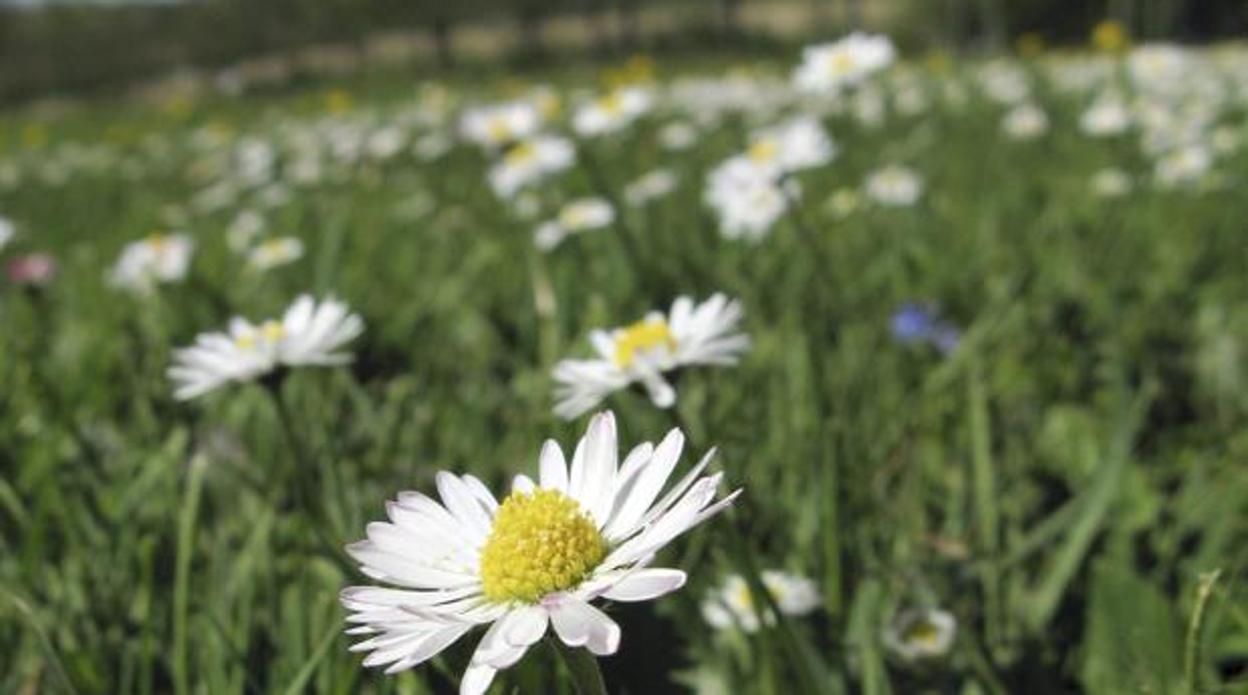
[549,637,608,695]
[262,380,354,572]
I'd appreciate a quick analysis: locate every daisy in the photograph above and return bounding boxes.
[110,232,195,292]
[488,135,576,199]
[247,237,305,271]
[704,157,793,241]
[658,121,699,151]
[341,412,740,693]
[533,197,615,251]
[745,116,837,177]
[571,87,653,138]
[1001,103,1049,140]
[1080,96,1131,137]
[226,210,265,252]
[623,168,678,207]
[552,294,749,419]
[793,33,896,94]
[701,571,821,632]
[168,294,363,400]
[883,607,957,661]
[1154,143,1213,189]
[1091,168,1132,197]
[864,165,924,207]
[459,100,542,150]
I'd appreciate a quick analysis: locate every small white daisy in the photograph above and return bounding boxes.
[247,237,305,271]
[1080,96,1131,137]
[168,294,363,400]
[552,294,749,419]
[226,210,265,252]
[623,168,679,207]
[1001,103,1049,140]
[883,607,957,661]
[701,571,821,632]
[459,100,542,150]
[793,33,896,94]
[110,232,195,292]
[341,412,740,693]
[488,135,576,199]
[1091,168,1133,197]
[864,165,924,207]
[704,157,794,241]
[745,116,837,177]
[658,121,699,151]
[533,197,615,251]
[572,87,653,138]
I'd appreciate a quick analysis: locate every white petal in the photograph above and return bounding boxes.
[460,664,498,695]
[539,440,569,492]
[503,605,549,647]
[550,596,621,656]
[601,569,687,602]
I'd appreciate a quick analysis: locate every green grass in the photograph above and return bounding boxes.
[1,49,1246,694]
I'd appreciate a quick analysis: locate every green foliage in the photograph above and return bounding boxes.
[0,49,1246,694]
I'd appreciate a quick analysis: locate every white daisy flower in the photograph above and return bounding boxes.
[533,197,615,251]
[226,210,265,252]
[488,135,576,199]
[552,294,749,419]
[704,157,793,241]
[1001,103,1049,140]
[168,294,363,400]
[701,571,821,632]
[0,216,14,251]
[572,87,653,137]
[1128,44,1192,92]
[341,412,740,693]
[864,165,924,207]
[623,168,679,207]
[459,100,542,150]
[745,116,837,177]
[883,608,957,661]
[414,132,453,162]
[977,61,1031,105]
[1154,143,1213,188]
[247,237,305,271]
[1092,168,1133,197]
[1080,96,1132,137]
[658,121,699,151]
[826,188,862,219]
[793,33,896,94]
[110,233,195,292]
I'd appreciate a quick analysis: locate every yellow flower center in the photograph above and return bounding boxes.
[236,320,284,350]
[613,318,675,368]
[487,117,512,143]
[827,52,856,76]
[505,141,537,165]
[479,489,606,604]
[597,92,625,116]
[748,139,778,163]
[903,620,942,646]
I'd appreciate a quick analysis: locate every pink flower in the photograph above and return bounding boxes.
[6,253,57,287]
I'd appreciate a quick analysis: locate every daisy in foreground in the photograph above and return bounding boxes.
[168,294,363,400]
[553,294,750,419]
[341,412,740,693]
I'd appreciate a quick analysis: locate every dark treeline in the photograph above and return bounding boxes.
[0,0,1244,102]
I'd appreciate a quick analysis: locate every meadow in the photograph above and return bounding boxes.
[1,34,1247,694]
